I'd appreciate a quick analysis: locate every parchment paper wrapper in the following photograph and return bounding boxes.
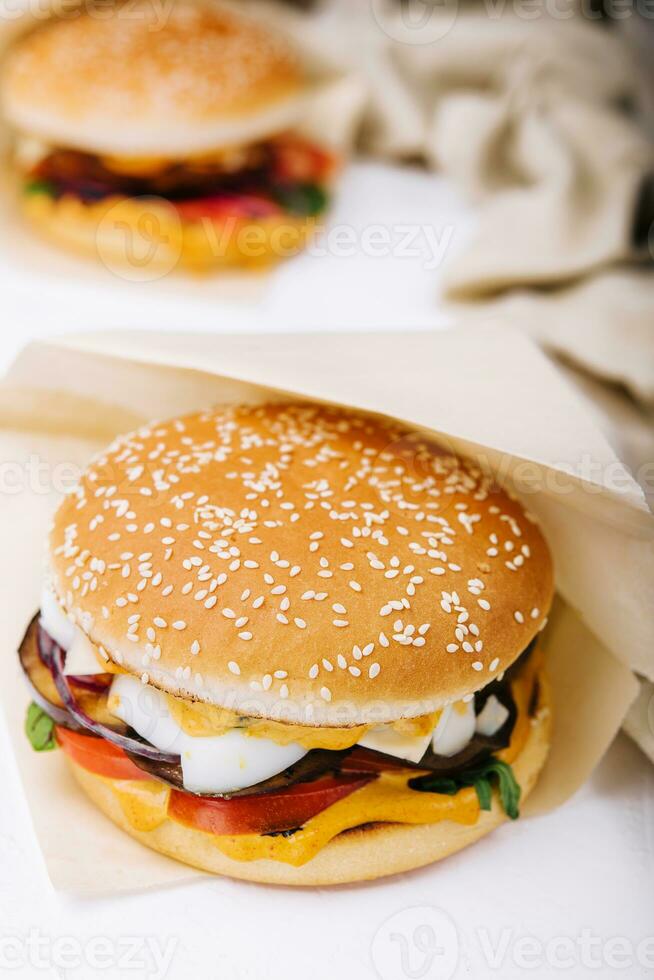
[0,324,651,894]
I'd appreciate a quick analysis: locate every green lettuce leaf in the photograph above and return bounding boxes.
[24,179,56,198]
[412,757,521,820]
[273,182,328,217]
[25,702,56,752]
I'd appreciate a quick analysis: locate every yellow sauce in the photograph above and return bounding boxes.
[23,192,314,271]
[165,694,441,751]
[104,652,542,865]
[107,778,170,832]
[209,774,480,866]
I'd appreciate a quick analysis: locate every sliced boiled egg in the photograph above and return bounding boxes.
[40,586,77,651]
[431,700,476,757]
[109,674,308,795]
[40,585,108,675]
[475,695,509,737]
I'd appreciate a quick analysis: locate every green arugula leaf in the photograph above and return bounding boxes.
[412,757,521,820]
[25,702,56,752]
[24,179,56,198]
[273,182,328,217]
[473,777,493,812]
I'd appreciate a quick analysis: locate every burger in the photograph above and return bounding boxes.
[1,1,337,272]
[19,403,554,885]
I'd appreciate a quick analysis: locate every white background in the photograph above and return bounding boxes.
[0,163,652,980]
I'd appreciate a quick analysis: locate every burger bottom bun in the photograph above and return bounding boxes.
[65,679,551,886]
[22,191,317,277]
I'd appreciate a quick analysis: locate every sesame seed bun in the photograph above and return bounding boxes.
[21,190,317,273]
[48,403,554,725]
[64,675,551,885]
[1,1,305,158]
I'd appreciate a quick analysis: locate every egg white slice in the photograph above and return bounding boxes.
[40,586,77,652]
[431,701,477,757]
[109,674,308,795]
[475,695,509,737]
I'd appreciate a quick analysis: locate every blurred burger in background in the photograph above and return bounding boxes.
[0,0,337,273]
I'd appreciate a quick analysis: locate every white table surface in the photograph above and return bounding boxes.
[1,162,652,980]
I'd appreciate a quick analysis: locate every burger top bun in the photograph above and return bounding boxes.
[1,1,305,158]
[48,403,554,725]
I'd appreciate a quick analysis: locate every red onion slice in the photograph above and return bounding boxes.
[49,642,179,764]
[19,658,85,731]
[65,675,112,693]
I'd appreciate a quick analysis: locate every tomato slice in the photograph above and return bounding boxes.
[175,193,282,223]
[56,726,147,781]
[169,772,374,837]
[57,726,376,836]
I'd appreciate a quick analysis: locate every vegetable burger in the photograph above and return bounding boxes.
[1,1,336,272]
[20,403,554,885]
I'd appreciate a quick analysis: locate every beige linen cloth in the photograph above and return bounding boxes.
[274,0,654,397]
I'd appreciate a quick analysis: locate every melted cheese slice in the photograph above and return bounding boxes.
[64,629,108,676]
[357,726,433,764]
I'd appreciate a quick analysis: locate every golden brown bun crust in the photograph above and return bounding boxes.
[21,191,316,273]
[2,1,304,157]
[66,681,551,885]
[49,403,554,723]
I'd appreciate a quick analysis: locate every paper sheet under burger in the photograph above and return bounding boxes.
[0,324,651,894]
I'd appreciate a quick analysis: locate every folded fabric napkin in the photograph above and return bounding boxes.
[265,0,654,404]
